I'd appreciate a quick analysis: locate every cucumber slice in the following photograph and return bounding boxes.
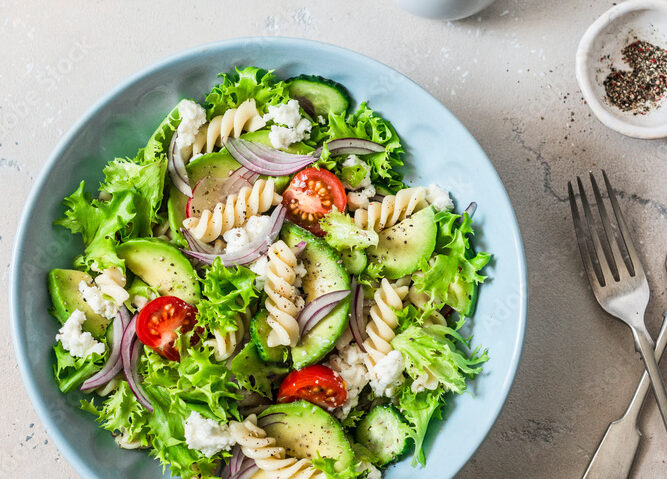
[287,75,350,118]
[355,405,411,466]
[250,309,288,363]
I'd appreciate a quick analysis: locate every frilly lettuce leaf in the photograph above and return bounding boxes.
[392,324,487,396]
[140,344,241,422]
[205,67,290,119]
[230,342,289,398]
[396,386,444,466]
[312,453,362,479]
[196,259,259,336]
[55,181,137,272]
[52,342,105,393]
[320,209,378,251]
[319,102,405,193]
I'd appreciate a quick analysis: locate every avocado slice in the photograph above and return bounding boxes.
[367,207,437,279]
[116,238,200,304]
[259,401,355,471]
[341,248,367,275]
[47,269,111,338]
[280,222,351,369]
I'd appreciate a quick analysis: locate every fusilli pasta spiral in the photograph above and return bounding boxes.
[362,277,410,367]
[264,240,301,348]
[94,267,129,305]
[191,99,265,157]
[206,315,245,362]
[229,415,326,479]
[354,186,427,232]
[182,179,281,243]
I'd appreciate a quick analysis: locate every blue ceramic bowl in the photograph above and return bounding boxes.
[10,37,526,479]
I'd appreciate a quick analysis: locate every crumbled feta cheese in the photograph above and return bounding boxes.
[183,412,235,458]
[295,295,306,312]
[426,184,454,211]
[244,215,273,242]
[249,255,269,289]
[325,343,370,419]
[176,100,207,151]
[316,115,326,124]
[367,350,405,398]
[342,155,371,190]
[263,100,302,128]
[78,281,118,320]
[347,185,376,211]
[223,227,250,254]
[268,119,311,150]
[293,260,307,288]
[55,310,106,358]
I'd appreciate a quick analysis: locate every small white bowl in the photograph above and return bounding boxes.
[394,0,496,21]
[576,0,667,139]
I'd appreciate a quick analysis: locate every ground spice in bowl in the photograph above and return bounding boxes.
[602,39,667,115]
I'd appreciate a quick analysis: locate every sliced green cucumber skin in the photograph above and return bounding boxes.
[355,405,410,466]
[250,309,288,363]
[280,222,350,370]
[367,207,437,279]
[47,269,110,338]
[287,75,351,117]
[260,400,355,471]
[116,238,200,304]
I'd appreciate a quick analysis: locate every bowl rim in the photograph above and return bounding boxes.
[575,0,667,139]
[10,36,527,479]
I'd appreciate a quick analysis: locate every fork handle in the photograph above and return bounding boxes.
[632,326,667,429]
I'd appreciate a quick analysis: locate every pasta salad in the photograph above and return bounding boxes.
[48,67,491,478]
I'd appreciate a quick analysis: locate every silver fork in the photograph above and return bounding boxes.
[568,171,667,428]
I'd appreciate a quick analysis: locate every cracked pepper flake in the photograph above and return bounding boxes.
[602,40,667,115]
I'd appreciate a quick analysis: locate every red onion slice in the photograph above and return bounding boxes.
[463,201,477,218]
[312,138,385,158]
[80,305,131,391]
[187,168,257,218]
[120,314,153,411]
[298,290,351,336]
[228,445,245,477]
[226,138,315,176]
[168,132,193,197]
[230,463,258,479]
[183,205,286,266]
[349,282,367,352]
[293,241,307,256]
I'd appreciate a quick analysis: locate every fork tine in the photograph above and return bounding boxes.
[577,176,615,285]
[602,170,642,277]
[589,172,623,280]
[568,181,604,287]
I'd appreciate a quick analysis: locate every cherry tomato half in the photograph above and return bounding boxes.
[277,364,347,409]
[136,296,198,361]
[282,168,347,236]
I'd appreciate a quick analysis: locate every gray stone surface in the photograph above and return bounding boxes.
[1,0,665,477]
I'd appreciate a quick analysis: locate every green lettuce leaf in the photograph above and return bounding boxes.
[197,259,259,335]
[397,386,444,466]
[340,162,369,189]
[206,67,289,119]
[311,453,362,479]
[99,103,178,238]
[320,102,405,192]
[320,209,378,251]
[230,343,289,398]
[392,324,488,396]
[52,342,105,393]
[141,344,241,422]
[55,181,137,271]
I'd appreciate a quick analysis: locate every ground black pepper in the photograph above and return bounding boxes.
[602,39,667,115]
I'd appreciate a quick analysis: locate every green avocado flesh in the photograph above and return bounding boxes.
[367,206,437,279]
[116,238,200,304]
[47,269,110,338]
[260,401,354,471]
[280,222,351,369]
